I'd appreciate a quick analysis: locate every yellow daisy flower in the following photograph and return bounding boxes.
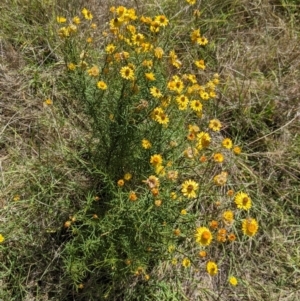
[222,138,233,149]
[235,192,252,210]
[82,8,93,20]
[154,15,169,26]
[145,72,156,81]
[229,276,238,286]
[0,234,5,243]
[182,258,191,268]
[206,261,218,276]
[196,132,211,150]
[195,227,213,246]
[154,47,164,59]
[120,66,134,80]
[190,99,203,112]
[97,81,107,90]
[223,210,234,224]
[242,218,258,236]
[195,59,206,70]
[209,119,222,131]
[56,16,67,23]
[213,153,224,163]
[233,146,242,155]
[150,154,163,166]
[181,179,198,198]
[176,95,189,110]
[142,139,152,149]
[150,86,163,98]
[105,44,116,54]
[129,191,137,201]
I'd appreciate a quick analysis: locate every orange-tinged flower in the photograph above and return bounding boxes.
[209,220,219,229]
[129,191,137,202]
[117,179,124,187]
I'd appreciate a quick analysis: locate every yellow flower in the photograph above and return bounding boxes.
[197,37,208,46]
[195,59,206,70]
[186,0,196,4]
[196,132,211,150]
[155,112,169,125]
[142,139,152,149]
[155,165,165,176]
[67,63,76,71]
[242,218,258,236]
[182,258,191,268]
[154,47,164,59]
[213,153,224,163]
[200,91,209,100]
[181,179,198,198]
[190,99,203,112]
[97,81,107,90]
[176,95,189,110]
[145,72,156,81]
[222,138,233,149]
[168,245,175,253]
[180,209,187,215]
[131,33,145,45]
[142,59,153,69]
[171,257,178,265]
[209,119,222,131]
[235,192,252,210]
[154,15,169,26]
[170,192,177,200]
[199,250,207,258]
[150,154,163,166]
[223,210,234,224]
[129,191,137,201]
[124,173,132,181]
[169,50,182,68]
[120,66,134,80]
[13,195,20,201]
[86,37,93,43]
[105,44,116,54]
[56,16,67,23]
[44,99,53,106]
[0,234,5,243]
[87,66,99,77]
[195,227,213,246]
[150,21,160,33]
[206,261,218,276]
[191,29,201,43]
[229,276,238,286]
[233,146,242,155]
[117,179,124,187]
[72,16,81,24]
[82,8,93,20]
[150,86,163,98]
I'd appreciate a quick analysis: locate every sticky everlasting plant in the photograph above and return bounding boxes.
[57,5,259,299]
